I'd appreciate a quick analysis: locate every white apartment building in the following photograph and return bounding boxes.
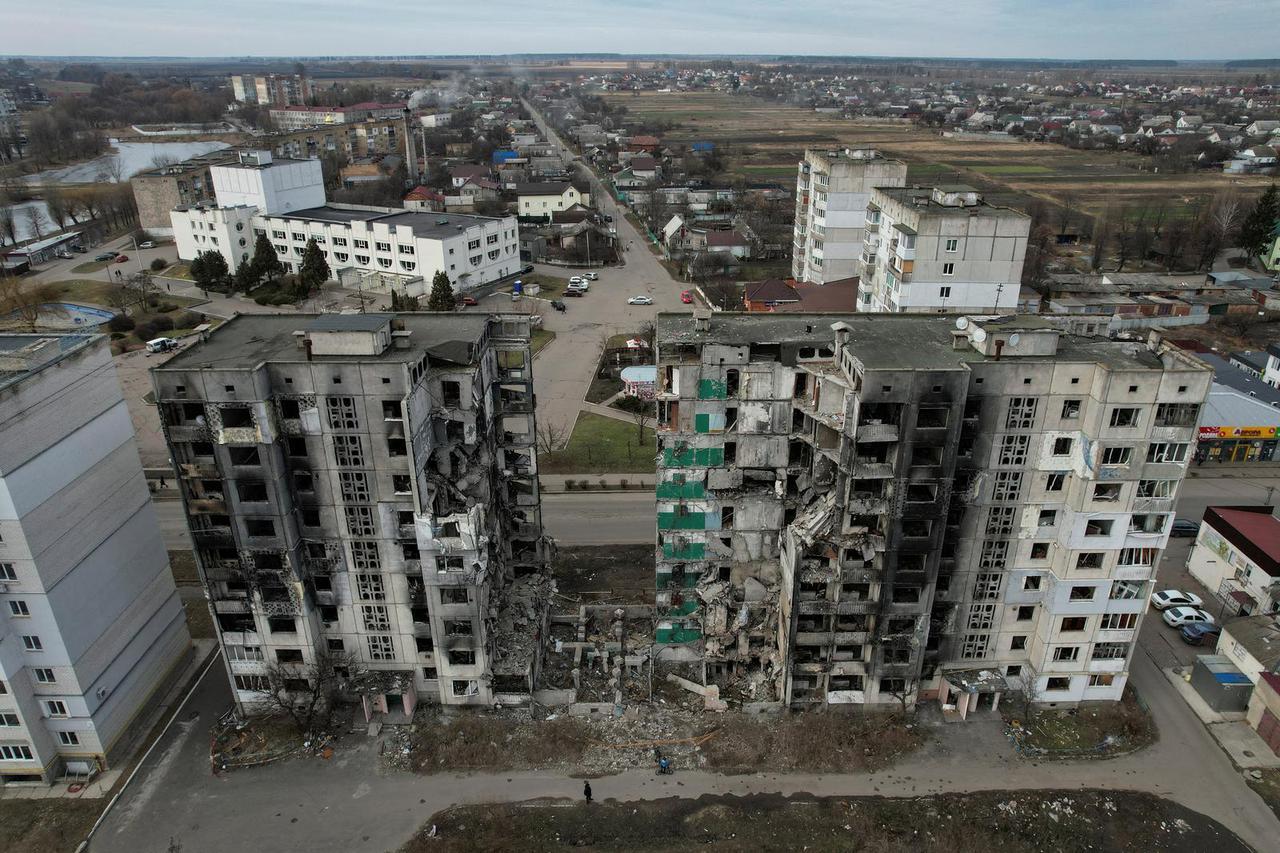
[792,148,907,285]
[170,151,518,294]
[0,335,190,784]
[859,185,1030,314]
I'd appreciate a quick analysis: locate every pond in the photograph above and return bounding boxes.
[23,138,231,185]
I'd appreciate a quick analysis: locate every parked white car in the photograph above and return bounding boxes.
[1162,606,1215,628]
[569,276,586,285]
[583,272,599,281]
[1150,590,1204,611]
[627,295,653,305]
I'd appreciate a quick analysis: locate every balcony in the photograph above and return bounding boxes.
[188,497,227,514]
[217,426,260,445]
[852,457,894,478]
[1088,657,1127,673]
[166,424,210,442]
[1113,564,1155,581]
[856,422,899,443]
[192,527,234,546]
[860,248,877,265]
[845,493,888,514]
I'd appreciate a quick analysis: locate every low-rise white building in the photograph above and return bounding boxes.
[516,182,588,220]
[1187,506,1280,617]
[211,150,326,215]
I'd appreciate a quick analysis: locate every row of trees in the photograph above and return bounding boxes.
[189,234,333,302]
[0,184,138,247]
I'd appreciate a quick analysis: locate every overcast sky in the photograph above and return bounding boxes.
[7,0,1275,60]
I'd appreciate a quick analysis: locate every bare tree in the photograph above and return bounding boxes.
[1054,192,1077,237]
[0,204,14,246]
[0,278,60,331]
[1160,219,1191,272]
[258,648,360,738]
[1113,212,1135,271]
[1089,214,1111,271]
[23,206,46,240]
[104,155,125,184]
[636,318,657,351]
[42,187,70,230]
[536,418,569,454]
[883,678,916,719]
[628,399,654,445]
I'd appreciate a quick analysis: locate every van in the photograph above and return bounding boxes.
[146,337,179,353]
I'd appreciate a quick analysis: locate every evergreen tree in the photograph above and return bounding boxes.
[190,250,229,291]
[426,270,456,311]
[248,233,283,285]
[233,259,257,293]
[390,289,420,310]
[297,238,330,296]
[1239,184,1279,264]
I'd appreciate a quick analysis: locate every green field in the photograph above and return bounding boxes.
[539,412,656,475]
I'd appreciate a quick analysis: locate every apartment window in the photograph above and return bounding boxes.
[1137,479,1175,499]
[0,563,15,581]
[449,649,476,666]
[1109,407,1141,428]
[350,542,381,571]
[338,471,370,503]
[1016,605,1035,621]
[1038,509,1058,527]
[375,241,391,253]
[1052,646,1080,663]
[8,600,30,617]
[1060,616,1087,632]
[392,474,412,494]
[245,518,275,538]
[972,574,1003,602]
[332,237,347,247]
[978,540,1009,570]
[327,639,345,653]
[1061,399,1082,420]
[353,239,369,249]
[1069,585,1096,601]
[234,675,269,692]
[1076,552,1105,570]
[46,700,68,718]
[992,471,1023,502]
[1110,580,1145,600]
[1146,442,1189,464]
[1088,674,1114,687]
[1118,547,1157,567]
[1005,397,1038,430]
[355,254,370,265]
[267,617,296,633]
[0,745,34,761]
[939,286,951,298]
[33,668,55,684]
[968,602,998,630]
[326,396,360,430]
[1092,642,1130,661]
[441,587,468,605]
[452,680,479,697]
[275,649,304,664]
[1130,514,1168,534]
[1023,575,1042,591]
[1100,446,1132,466]
[1155,403,1200,427]
[0,713,19,726]
[1030,542,1050,560]
[960,633,991,659]
[226,645,263,662]
[945,238,959,252]
[332,435,365,467]
[986,507,1016,536]
[355,573,385,601]
[398,244,415,254]
[1052,437,1073,456]
[1093,483,1122,502]
[387,438,407,457]
[998,435,1029,466]
[272,230,286,240]
[366,635,395,661]
[361,605,391,632]
[21,635,42,651]
[942,263,955,276]
[1101,613,1139,630]
[58,731,80,746]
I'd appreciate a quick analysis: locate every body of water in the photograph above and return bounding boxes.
[24,138,231,185]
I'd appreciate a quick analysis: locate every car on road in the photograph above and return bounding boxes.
[604,215,613,223]
[1169,518,1200,537]
[94,252,115,261]
[583,272,598,281]
[459,295,478,306]
[563,288,584,297]
[1162,606,1215,628]
[521,264,535,274]
[1151,590,1204,611]
[550,300,566,312]
[138,241,156,249]
[55,250,73,260]
[72,245,86,253]
[115,254,129,263]
[1180,623,1222,646]
[680,290,694,304]
[145,337,180,354]
[628,295,654,305]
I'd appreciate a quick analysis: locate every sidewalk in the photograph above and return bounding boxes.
[540,473,655,493]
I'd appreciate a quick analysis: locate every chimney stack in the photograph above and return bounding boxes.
[403,108,419,184]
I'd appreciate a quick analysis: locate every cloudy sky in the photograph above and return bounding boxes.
[8,0,1275,59]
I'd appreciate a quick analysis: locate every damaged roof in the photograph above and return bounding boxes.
[160,313,499,370]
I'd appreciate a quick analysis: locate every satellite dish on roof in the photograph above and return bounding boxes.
[972,327,988,343]
[955,317,969,330]
[1008,333,1021,347]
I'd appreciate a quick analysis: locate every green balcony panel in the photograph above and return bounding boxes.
[697,379,727,400]
[657,512,708,531]
[662,541,706,560]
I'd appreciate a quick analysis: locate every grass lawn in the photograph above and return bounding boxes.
[586,373,623,403]
[518,272,569,299]
[71,259,110,273]
[168,549,201,585]
[539,411,656,474]
[531,329,556,355]
[0,800,100,853]
[44,279,202,310]
[969,164,1055,175]
[183,597,215,640]
[163,262,193,281]
[1003,685,1154,757]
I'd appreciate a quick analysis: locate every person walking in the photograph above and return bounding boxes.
[583,781,592,803]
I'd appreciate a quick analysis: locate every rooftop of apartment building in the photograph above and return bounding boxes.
[656,311,1187,373]
[133,149,238,179]
[272,205,508,238]
[873,185,1030,221]
[159,313,496,371]
[0,333,97,392]
[805,146,896,165]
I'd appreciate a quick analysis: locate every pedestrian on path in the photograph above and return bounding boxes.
[583,781,592,802]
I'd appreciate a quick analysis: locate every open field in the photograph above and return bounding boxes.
[539,411,656,475]
[604,91,1276,218]
[407,789,1249,853]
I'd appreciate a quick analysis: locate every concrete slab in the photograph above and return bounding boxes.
[1207,721,1280,769]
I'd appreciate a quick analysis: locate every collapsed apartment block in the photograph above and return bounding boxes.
[654,311,1211,711]
[151,313,550,718]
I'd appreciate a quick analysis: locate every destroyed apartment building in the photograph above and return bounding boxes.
[654,311,1211,712]
[152,313,551,718]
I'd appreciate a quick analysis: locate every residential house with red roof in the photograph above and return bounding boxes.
[1188,506,1280,617]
